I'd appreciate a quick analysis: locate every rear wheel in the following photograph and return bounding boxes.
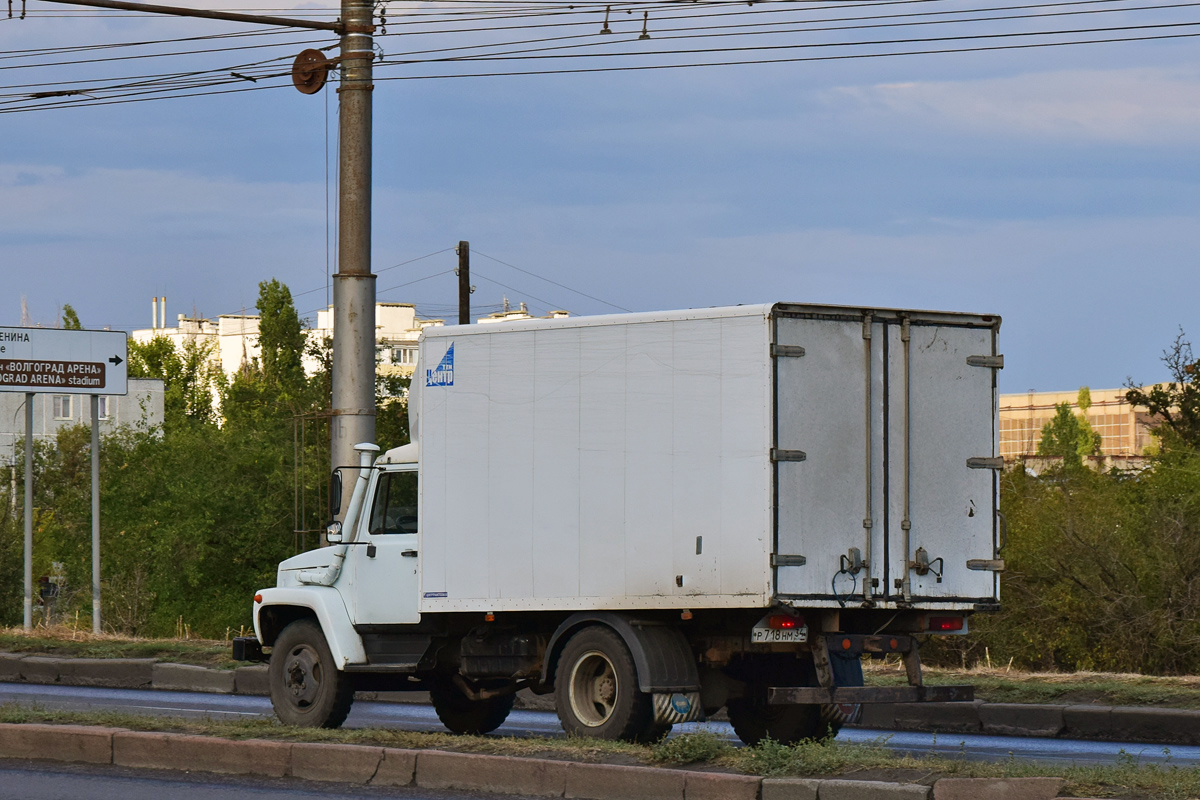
[429,682,515,735]
[555,626,653,741]
[726,690,827,745]
[269,619,355,728]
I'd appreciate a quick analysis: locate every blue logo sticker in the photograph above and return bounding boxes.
[423,591,448,598]
[426,343,454,387]
[670,693,693,715]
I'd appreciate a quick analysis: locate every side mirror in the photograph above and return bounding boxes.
[326,520,344,544]
[329,470,343,517]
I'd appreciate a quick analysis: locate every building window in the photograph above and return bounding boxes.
[52,396,72,420]
[393,347,416,366]
[98,397,112,419]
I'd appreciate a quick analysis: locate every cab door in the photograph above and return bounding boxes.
[347,468,420,624]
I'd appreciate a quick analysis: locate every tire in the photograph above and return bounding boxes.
[268,619,355,728]
[637,722,673,743]
[555,626,653,741]
[429,682,515,735]
[726,691,828,746]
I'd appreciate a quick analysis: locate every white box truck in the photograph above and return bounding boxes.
[235,302,1003,744]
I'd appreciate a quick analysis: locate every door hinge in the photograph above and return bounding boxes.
[772,554,807,567]
[966,355,1004,369]
[771,448,807,462]
[771,344,806,358]
[966,457,1005,470]
[966,559,1005,571]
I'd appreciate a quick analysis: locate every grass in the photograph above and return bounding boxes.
[0,706,1194,799]
[0,626,236,668]
[864,659,1200,710]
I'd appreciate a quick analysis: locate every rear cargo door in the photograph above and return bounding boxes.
[885,316,1000,604]
[773,309,886,604]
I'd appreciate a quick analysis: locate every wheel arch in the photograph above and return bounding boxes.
[253,587,367,668]
[542,612,699,694]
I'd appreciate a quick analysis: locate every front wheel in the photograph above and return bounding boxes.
[555,626,653,741]
[429,682,515,735]
[269,618,355,728]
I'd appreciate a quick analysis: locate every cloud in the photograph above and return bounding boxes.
[829,67,1200,143]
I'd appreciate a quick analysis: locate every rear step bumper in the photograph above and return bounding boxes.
[767,685,974,705]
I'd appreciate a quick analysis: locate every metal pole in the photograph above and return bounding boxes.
[330,0,376,482]
[457,241,470,325]
[23,394,32,631]
[90,395,101,635]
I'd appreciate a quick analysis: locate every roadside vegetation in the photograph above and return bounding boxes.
[0,706,1192,799]
[0,627,235,667]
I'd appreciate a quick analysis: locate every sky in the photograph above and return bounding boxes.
[2,0,1199,395]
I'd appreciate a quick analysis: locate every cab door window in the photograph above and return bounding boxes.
[368,472,418,535]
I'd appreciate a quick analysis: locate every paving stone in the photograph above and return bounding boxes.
[978,704,1065,738]
[0,723,118,764]
[763,778,822,800]
[933,777,1064,800]
[1109,707,1200,745]
[1063,706,1113,740]
[417,750,569,797]
[233,665,270,696]
[892,701,984,733]
[819,779,931,800]
[65,658,154,688]
[20,656,67,685]
[291,742,382,783]
[151,662,235,693]
[684,770,760,800]
[371,748,418,786]
[113,731,290,776]
[565,761,685,800]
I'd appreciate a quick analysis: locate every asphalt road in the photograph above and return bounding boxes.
[1,683,1197,768]
[0,758,540,800]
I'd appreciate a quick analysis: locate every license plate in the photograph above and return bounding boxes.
[751,625,808,643]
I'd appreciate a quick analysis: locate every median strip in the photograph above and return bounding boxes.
[0,721,1072,800]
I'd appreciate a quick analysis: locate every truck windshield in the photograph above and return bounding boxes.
[367,471,418,535]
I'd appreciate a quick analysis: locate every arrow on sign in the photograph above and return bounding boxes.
[108,355,123,366]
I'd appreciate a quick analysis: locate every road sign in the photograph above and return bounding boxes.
[0,328,128,396]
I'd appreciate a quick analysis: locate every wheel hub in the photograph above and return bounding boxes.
[569,650,619,727]
[284,644,322,707]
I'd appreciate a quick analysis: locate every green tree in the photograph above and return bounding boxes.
[256,279,306,399]
[1036,388,1102,468]
[1126,329,1200,451]
[61,305,82,330]
[128,336,221,427]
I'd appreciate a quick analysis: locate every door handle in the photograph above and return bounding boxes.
[401,550,418,558]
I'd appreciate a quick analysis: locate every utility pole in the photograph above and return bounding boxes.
[457,241,470,325]
[32,0,376,486]
[329,0,377,478]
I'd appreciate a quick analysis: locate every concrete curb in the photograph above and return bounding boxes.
[849,700,1200,745]
[0,651,1196,745]
[0,722,1053,800]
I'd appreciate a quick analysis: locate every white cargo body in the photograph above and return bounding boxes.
[411,302,1001,615]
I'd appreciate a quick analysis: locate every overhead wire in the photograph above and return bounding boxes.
[2,0,1198,111]
[372,0,1200,60]
[473,249,631,312]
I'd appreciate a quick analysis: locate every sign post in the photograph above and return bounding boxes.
[0,328,128,632]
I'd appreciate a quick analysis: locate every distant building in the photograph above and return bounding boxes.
[0,378,166,466]
[999,387,1157,470]
[311,303,444,379]
[132,297,570,381]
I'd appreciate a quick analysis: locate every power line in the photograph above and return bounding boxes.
[473,249,631,312]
